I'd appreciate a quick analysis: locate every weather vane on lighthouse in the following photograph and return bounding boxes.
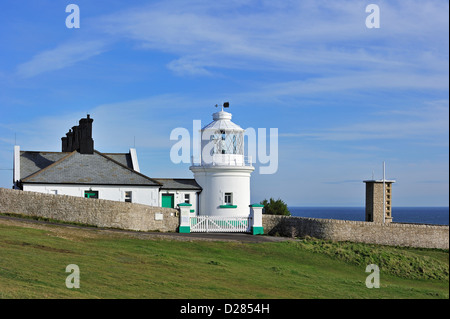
[215,102,230,111]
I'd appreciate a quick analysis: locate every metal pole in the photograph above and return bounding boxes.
[383,161,386,224]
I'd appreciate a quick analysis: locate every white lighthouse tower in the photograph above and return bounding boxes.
[190,103,255,217]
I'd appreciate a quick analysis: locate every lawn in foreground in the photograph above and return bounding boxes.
[0,220,448,299]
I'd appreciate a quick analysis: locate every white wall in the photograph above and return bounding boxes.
[159,189,199,215]
[13,145,20,188]
[23,184,160,206]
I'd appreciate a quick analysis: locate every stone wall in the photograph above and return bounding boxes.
[263,215,449,249]
[0,188,179,232]
[1,188,448,249]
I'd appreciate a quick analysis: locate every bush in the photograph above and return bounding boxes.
[260,198,291,216]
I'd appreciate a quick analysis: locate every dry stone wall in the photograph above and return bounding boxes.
[1,188,448,249]
[263,215,449,249]
[0,188,179,232]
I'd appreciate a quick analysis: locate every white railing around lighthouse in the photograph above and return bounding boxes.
[190,155,253,167]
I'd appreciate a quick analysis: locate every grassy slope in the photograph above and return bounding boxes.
[0,219,448,299]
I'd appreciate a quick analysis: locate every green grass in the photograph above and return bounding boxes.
[0,219,448,299]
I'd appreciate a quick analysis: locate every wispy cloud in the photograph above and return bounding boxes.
[16,40,108,78]
[95,0,448,78]
[280,100,449,142]
[13,0,448,82]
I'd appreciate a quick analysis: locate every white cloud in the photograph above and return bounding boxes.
[16,40,108,78]
[95,0,448,77]
[14,0,448,82]
[280,100,449,142]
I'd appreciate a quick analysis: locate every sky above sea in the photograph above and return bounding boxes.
[0,0,448,207]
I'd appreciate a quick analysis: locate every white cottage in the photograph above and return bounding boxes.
[13,115,201,208]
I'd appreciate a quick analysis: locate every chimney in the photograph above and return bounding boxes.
[13,145,20,187]
[61,136,68,152]
[72,125,80,151]
[79,114,94,154]
[66,129,73,152]
[61,115,94,154]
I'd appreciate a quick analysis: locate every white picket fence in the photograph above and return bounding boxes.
[190,216,252,233]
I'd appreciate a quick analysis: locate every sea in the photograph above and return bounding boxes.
[288,207,449,225]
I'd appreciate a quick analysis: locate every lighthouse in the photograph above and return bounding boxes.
[190,103,255,217]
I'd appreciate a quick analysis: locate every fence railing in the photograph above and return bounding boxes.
[190,216,252,233]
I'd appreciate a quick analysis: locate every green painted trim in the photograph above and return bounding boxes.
[252,226,264,235]
[219,205,237,208]
[179,226,190,233]
[178,203,192,207]
[190,209,195,213]
[249,204,264,208]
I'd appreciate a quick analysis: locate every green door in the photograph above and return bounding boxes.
[161,194,174,208]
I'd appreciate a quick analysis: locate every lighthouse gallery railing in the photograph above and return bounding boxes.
[190,155,253,167]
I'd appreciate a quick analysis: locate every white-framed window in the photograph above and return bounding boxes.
[125,191,132,203]
[184,193,190,204]
[224,192,233,205]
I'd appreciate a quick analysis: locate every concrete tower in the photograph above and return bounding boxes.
[190,105,254,217]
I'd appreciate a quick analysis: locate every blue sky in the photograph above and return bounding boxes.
[0,0,448,207]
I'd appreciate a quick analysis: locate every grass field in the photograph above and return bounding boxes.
[0,217,448,299]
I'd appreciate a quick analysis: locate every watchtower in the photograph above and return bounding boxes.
[363,179,395,223]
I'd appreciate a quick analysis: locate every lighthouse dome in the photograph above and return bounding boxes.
[202,110,244,131]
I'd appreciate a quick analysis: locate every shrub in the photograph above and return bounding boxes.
[260,198,291,216]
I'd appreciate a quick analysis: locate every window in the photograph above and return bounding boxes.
[220,130,226,154]
[84,190,98,199]
[125,191,132,203]
[224,192,233,205]
[184,193,190,204]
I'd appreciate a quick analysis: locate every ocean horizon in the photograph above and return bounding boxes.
[288,206,449,226]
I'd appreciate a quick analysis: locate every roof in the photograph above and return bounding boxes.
[20,151,134,180]
[154,178,202,191]
[20,150,161,186]
[20,151,70,180]
[202,111,244,132]
[363,179,396,183]
[102,153,133,168]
